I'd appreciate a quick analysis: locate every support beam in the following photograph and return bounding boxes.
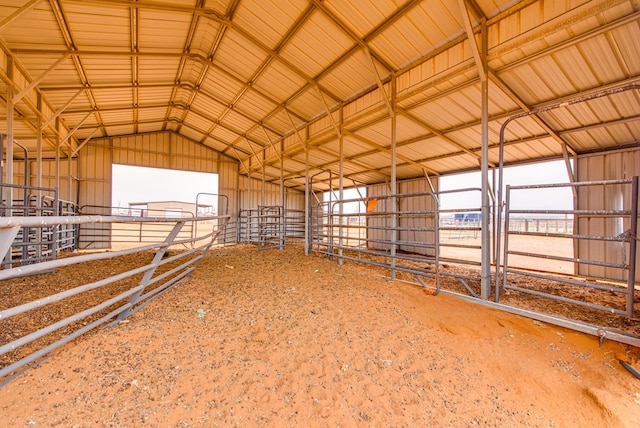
[0,0,44,33]
[12,53,71,104]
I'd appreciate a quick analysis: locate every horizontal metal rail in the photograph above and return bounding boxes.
[0,213,229,385]
[500,177,638,319]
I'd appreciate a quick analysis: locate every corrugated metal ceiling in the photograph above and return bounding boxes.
[0,0,638,191]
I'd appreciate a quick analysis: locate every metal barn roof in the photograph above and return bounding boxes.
[0,0,639,191]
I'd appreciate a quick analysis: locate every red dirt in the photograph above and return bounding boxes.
[1,244,639,426]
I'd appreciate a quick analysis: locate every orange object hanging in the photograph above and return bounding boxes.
[366,198,379,213]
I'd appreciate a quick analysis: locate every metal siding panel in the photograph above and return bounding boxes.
[215,29,268,82]
[577,148,640,281]
[234,0,307,50]
[279,9,353,78]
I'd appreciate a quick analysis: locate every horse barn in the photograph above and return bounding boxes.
[0,0,639,425]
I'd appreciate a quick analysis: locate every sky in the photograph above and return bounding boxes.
[111,164,219,208]
[439,159,573,211]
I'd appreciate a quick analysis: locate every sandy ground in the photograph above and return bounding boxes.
[1,244,639,427]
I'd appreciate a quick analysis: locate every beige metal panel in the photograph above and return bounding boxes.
[322,0,395,39]
[202,137,232,155]
[397,177,438,255]
[79,139,111,207]
[233,88,280,119]
[252,60,308,105]
[364,182,390,252]
[264,110,298,135]
[190,94,232,120]
[222,109,258,136]
[577,147,640,281]
[91,88,134,108]
[214,28,269,82]
[308,111,338,139]
[138,8,194,51]
[234,0,306,50]
[611,20,640,73]
[0,2,64,49]
[318,50,387,101]
[343,85,386,120]
[398,138,458,161]
[179,125,207,147]
[395,115,433,142]
[199,67,245,105]
[396,40,472,97]
[183,110,215,133]
[279,9,353,78]
[287,89,328,121]
[137,106,169,123]
[138,57,185,83]
[321,137,369,158]
[211,124,243,146]
[369,1,463,70]
[138,85,178,106]
[63,2,130,49]
[80,57,132,85]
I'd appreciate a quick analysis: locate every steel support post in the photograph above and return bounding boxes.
[480,28,491,300]
[627,176,638,318]
[390,76,397,280]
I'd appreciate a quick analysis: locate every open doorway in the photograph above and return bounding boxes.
[111,164,219,217]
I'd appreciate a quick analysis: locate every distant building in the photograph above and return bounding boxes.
[128,201,216,218]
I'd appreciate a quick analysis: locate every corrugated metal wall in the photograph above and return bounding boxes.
[79,131,239,215]
[8,158,78,203]
[237,175,304,211]
[77,132,239,247]
[577,147,640,281]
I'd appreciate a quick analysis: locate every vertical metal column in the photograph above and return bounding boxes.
[5,57,14,209]
[480,19,491,300]
[390,75,397,279]
[627,176,638,318]
[338,105,344,265]
[305,141,310,255]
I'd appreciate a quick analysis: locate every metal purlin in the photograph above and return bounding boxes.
[495,84,640,306]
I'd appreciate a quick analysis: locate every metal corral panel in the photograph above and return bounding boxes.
[577,147,640,282]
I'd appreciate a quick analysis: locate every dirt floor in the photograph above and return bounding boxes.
[1,244,640,427]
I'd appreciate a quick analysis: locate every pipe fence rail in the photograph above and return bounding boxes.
[311,190,487,297]
[238,207,305,248]
[0,213,230,386]
[312,191,444,292]
[498,177,639,319]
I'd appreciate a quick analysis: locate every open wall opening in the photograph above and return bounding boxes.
[111,164,219,217]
